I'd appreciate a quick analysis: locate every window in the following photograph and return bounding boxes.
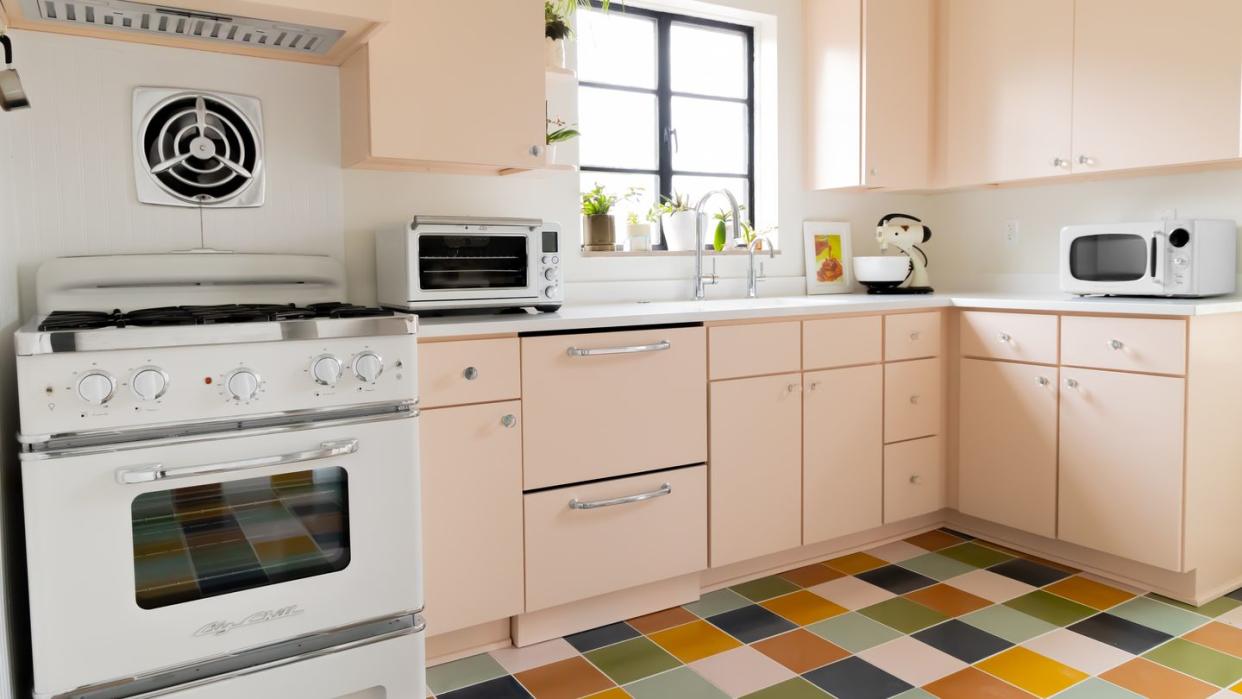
[577,3,755,249]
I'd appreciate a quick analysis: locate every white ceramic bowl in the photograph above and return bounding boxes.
[854,256,911,283]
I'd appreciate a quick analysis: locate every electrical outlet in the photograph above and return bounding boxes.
[1005,220,1021,245]
[1159,208,1178,221]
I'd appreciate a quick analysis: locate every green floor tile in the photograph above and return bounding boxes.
[1003,590,1096,627]
[1053,677,1143,698]
[858,597,949,634]
[806,611,903,652]
[1109,596,1210,636]
[938,542,1014,569]
[960,604,1059,644]
[1144,638,1242,687]
[742,677,829,698]
[625,666,728,698]
[685,588,752,618]
[426,653,507,695]
[1147,592,1242,618]
[893,689,936,699]
[586,636,682,685]
[733,576,801,602]
[898,552,977,581]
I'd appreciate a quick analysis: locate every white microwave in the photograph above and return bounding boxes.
[376,216,564,313]
[1060,220,1237,298]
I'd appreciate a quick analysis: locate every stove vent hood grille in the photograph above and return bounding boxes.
[21,0,345,55]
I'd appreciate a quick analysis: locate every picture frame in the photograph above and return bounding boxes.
[803,221,854,294]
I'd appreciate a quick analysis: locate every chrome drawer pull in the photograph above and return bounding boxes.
[566,340,671,358]
[116,439,359,485]
[568,483,672,510]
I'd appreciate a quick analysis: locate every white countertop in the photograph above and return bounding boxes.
[417,292,1242,338]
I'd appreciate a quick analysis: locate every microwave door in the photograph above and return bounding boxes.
[1068,232,1165,294]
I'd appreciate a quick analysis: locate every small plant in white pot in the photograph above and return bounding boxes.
[544,2,572,69]
[625,206,659,252]
[658,193,697,251]
[581,183,638,251]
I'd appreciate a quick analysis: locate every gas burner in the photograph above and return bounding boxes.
[37,303,398,331]
[37,311,120,331]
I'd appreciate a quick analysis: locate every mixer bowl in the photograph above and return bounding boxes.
[854,256,911,283]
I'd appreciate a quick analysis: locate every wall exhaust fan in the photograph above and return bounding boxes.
[133,87,265,208]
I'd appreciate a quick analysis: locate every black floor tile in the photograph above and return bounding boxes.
[1226,587,1242,603]
[856,565,938,595]
[708,604,797,644]
[939,528,975,541]
[1068,613,1173,654]
[564,621,640,653]
[912,619,1013,663]
[989,558,1072,587]
[440,676,532,699]
[803,657,913,699]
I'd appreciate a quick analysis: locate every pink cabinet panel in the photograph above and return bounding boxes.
[522,327,707,490]
[803,316,882,370]
[420,401,525,634]
[418,338,521,409]
[524,466,707,612]
[885,312,941,361]
[884,436,945,523]
[804,365,883,544]
[709,322,802,380]
[960,311,1058,365]
[884,358,942,444]
[1061,316,1186,376]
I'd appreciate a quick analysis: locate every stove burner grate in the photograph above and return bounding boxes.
[38,303,397,331]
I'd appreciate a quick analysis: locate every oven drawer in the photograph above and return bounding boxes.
[1061,316,1186,375]
[522,326,707,490]
[524,466,707,611]
[419,337,521,408]
[960,311,1059,364]
[885,312,942,361]
[709,321,801,379]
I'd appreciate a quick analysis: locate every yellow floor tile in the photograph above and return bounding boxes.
[761,590,848,626]
[976,647,1089,698]
[1045,576,1136,610]
[586,689,630,699]
[824,552,888,575]
[647,620,742,663]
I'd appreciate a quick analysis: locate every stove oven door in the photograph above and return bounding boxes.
[21,412,421,698]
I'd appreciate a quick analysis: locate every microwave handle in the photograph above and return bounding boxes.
[1151,232,1166,285]
[115,439,359,485]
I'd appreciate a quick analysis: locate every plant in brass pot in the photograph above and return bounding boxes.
[581,183,639,251]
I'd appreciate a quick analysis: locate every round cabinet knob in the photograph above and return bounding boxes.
[353,352,384,384]
[226,369,261,402]
[131,368,169,401]
[910,331,921,341]
[1066,378,1079,389]
[1078,155,1096,167]
[311,355,343,386]
[910,394,920,405]
[463,366,479,381]
[1053,157,1070,170]
[909,475,922,485]
[999,332,1013,343]
[787,383,800,393]
[1109,339,1125,351]
[544,268,558,282]
[501,414,517,428]
[77,371,116,405]
[1037,376,1050,387]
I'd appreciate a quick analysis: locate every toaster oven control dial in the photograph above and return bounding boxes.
[311,355,344,386]
[226,369,261,402]
[353,352,384,384]
[130,368,169,401]
[77,371,116,405]
[544,268,559,282]
[544,285,559,298]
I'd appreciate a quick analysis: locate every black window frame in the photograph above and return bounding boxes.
[578,2,756,249]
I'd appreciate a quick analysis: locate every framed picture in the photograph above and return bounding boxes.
[803,221,854,294]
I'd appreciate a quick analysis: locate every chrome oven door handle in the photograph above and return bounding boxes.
[568,483,672,510]
[116,439,360,485]
[566,340,671,358]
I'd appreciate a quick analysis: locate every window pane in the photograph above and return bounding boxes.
[577,10,657,89]
[670,23,748,98]
[671,175,750,225]
[671,97,748,174]
[579,87,658,170]
[132,467,349,609]
[579,171,659,227]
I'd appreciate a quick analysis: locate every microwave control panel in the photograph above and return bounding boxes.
[1165,226,1193,293]
[538,225,565,304]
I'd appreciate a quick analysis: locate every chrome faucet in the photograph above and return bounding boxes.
[747,236,776,298]
[693,189,742,300]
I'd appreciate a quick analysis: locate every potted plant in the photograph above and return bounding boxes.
[545,0,613,70]
[711,205,748,252]
[545,117,579,164]
[581,183,638,251]
[625,205,659,252]
[658,192,697,251]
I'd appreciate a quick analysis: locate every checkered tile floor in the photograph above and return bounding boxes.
[426,529,1242,698]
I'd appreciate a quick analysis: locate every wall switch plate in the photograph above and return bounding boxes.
[1005,220,1021,244]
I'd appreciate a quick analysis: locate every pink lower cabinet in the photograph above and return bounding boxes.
[1059,368,1185,571]
[883,436,945,523]
[524,466,707,611]
[958,359,1058,538]
[804,365,883,543]
[420,401,525,634]
[884,358,942,443]
[709,373,804,567]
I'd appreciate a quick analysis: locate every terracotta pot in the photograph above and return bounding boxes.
[582,214,617,251]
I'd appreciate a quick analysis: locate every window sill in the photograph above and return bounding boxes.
[581,248,782,258]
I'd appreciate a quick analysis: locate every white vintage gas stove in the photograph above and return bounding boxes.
[13,252,425,699]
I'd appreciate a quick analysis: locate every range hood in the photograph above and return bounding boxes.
[0,0,389,65]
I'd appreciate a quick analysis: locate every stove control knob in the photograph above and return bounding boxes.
[131,368,169,401]
[311,355,344,386]
[353,352,384,384]
[77,371,116,405]
[226,369,261,402]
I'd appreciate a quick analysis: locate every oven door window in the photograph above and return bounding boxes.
[131,467,350,610]
[419,235,529,290]
[1069,234,1150,282]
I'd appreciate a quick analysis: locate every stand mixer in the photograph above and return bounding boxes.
[855,213,934,294]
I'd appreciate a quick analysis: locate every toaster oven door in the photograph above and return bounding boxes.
[1061,225,1166,295]
[413,231,539,304]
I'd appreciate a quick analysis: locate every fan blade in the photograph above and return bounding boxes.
[195,96,208,137]
[216,156,254,179]
[150,152,194,175]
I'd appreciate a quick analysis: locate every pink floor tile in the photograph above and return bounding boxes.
[947,568,1037,603]
[1023,628,1134,675]
[867,541,931,564]
[690,645,796,697]
[858,635,969,687]
[808,576,896,610]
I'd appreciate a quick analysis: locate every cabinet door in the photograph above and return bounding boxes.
[1059,369,1185,571]
[710,374,803,567]
[862,0,933,188]
[937,0,1074,185]
[959,360,1058,538]
[884,437,945,523]
[884,358,942,444]
[1072,0,1242,174]
[420,402,525,634]
[358,0,546,169]
[804,365,883,544]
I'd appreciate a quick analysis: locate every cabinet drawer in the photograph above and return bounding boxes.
[419,338,521,409]
[1061,316,1186,375]
[885,312,941,361]
[710,321,801,379]
[522,326,707,489]
[804,316,882,370]
[885,358,942,443]
[961,311,1059,364]
[884,436,945,523]
[524,466,707,611]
